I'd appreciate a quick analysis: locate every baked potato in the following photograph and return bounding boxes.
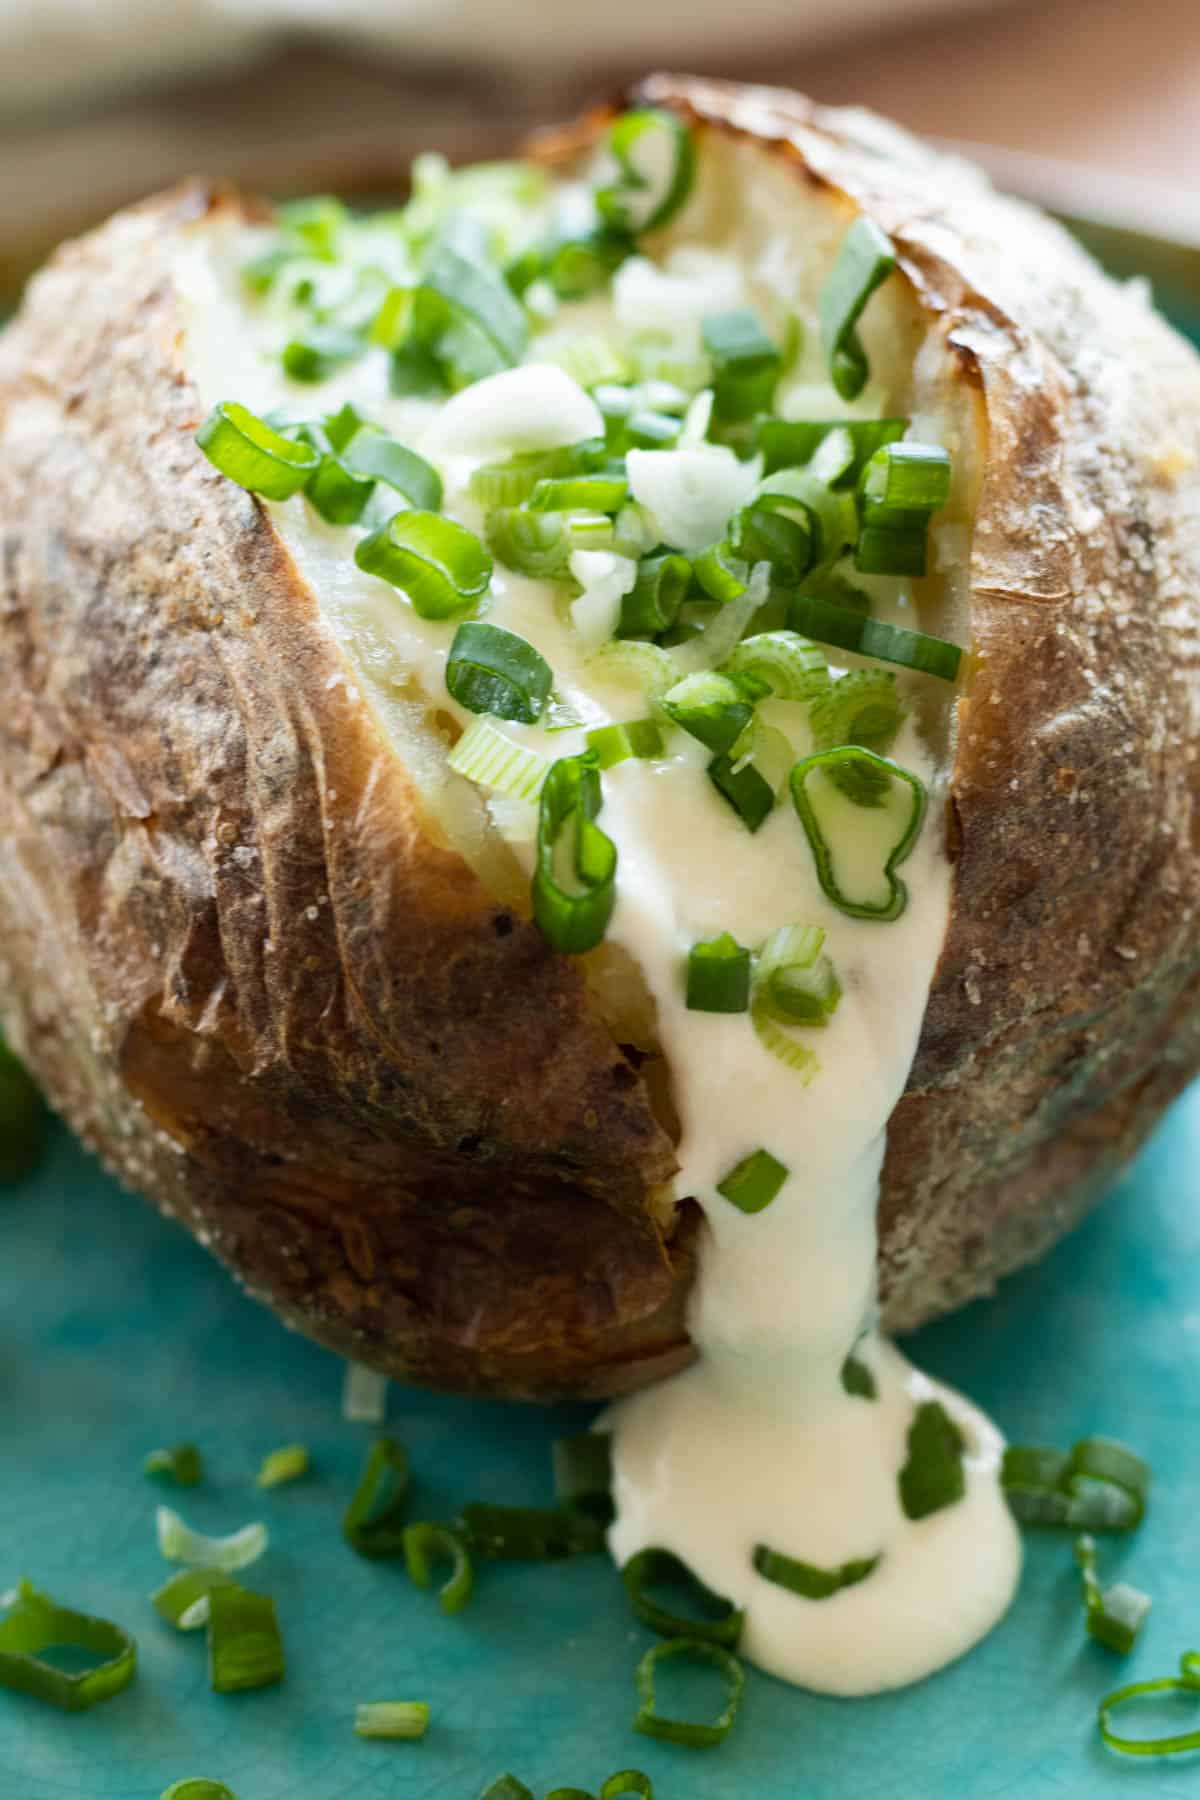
[1,73,1197,1418]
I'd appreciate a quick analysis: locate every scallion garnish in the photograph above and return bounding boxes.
[621,1548,744,1647]
[751,1004,820,1081]
[1098,1653,1200,1756]
[841,1354,878,1400]
[342,1360,388,1422]
[144,1444,203,1487]
[447,717,547,802]
[304,451,377,525]
[355,511,491,618]
[206,1582,284,1693]
[457,1502,604,1561]
[344,430,443,511]
[196,402,320,501]
[0,1581,136,1711]
[596,109,696,237]
[619,552,692,638]
[600,1776,654,1800]
[692,543,750,605]
[256,1445,309,1489]
[160,1782,237,1799]
[532,754,618,955]
[855,440,951,576]
[633,1637,745,1749]
[686,933,752,1015]
[662,670,765,756]
[753,923,841,1027]
[281,326,365,384]
[1001,1437,1150,1532]
[355,1700,431,1740]
[403,1522,474,1615]
[752,1544,880,1599]
[1075,1535,1151,1655]
[0,1035,45,1182]
[702,308,781,425]
[445,622,552,724]
[152,1568,237,1631]
[756,417,906,482]
[409,231,530,388]
[552,1432,615,1526]
[479,1778,535,1800]
[541,224,633,301]
[722,631,829,702]
[730,492,817,586]
[790,747,927,922]
[898,1401,966,1520]
[810,668,905,773]
[585,720,664,768]
[819,216,897,402]
[716,1148,788,1215]
[486,505,571,579]
[342,1437,410,1558]
[707,753,776,833]
[469,442,605,510]
[156,1507,267,1572]
[530,474,628,514]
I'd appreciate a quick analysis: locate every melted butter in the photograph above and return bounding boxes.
[177,212,1021,1695]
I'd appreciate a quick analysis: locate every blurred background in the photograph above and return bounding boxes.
[2,0,1198,293]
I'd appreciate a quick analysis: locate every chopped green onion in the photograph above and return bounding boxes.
[389,338,446,397]
[403,1522,474,1615]
[530,474,628,513]
[898,1401,966,1521]
[532,754,618,955]
[156,1507,267,1572]
[1098,1653,1200,1756]
[342,1360,388,1422]
[731,492,817,585]
[810,668,905,765]
[343,1437,410,1557]
[276,194,347,257]
[841,1354,878,1400]
[624,408,683,450]
[692,543,750,604]
[716,1148,789,1215]
[1002,1437,1150,1532]
[790,747,927,921]
[0,1035,45,1182]
[448,716,547,801]
[304,452,376,524]
[597,109,696,236]
[144,1444,203,1487]
[621,1548,744,1647]
[702,308,781,425]
[707,752,776,833]
[819,216,897,402]
[588,639,678,700]
[752,1545,880,1599]
[195,402,320,501]
[553,1432,614,1526]
[281,327,364,384]
[600,1776,653,1800]
[160,1782,237,1800]
[486,505,570,578]
[206,1583,283,1694]
[787,592,961,681]
[633,1638,745,1749]
[479,1778,535,1800]
[1076,1535,1151,1655]
[862,440,952,513]
[256,1445,309,1490]
[470,442,606,510]
[751,1004,820,1081]
[445,622,552,724]
[542,225,632,300]
[754,923,841,1027]
[0,1581,136,1711]
[355,1700,430,1740]
[411,233,530,388]
[323,402,364,453]
[356,511,491,618]
[662,670,763,756]
[545,1789,595,1800]
[756,417,906,482]
[152,1569,237,1631]
[458,1502,603,1561]
[619,552,692,638]
[585,719,664,768]
[723,631,829,701]
[686,933,752,1015]
[344,431,443,511]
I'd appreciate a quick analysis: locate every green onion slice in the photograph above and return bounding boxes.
[790,747,927,922]
[486,505,570,579]
[356,511,491,618]
[355,1700,431,1740]
[898,1401,967,1521]
[256,1445,309,1490]
[553,1432,615,1526]
[751,1004,821,1082]
[1002,1437,1150,1532]
[0,1581,136,1711]
[1098,1653,1200,1756]
[403,1522,474,1615]
[707,752,776,833]
[448,716,547,802]
[445,622,552,724]
[662,670,764,756]
[596,109,696,236]
[458,1502,604,1561]
[621,1548,745,1647]
[196,402,320,501]
[702,308,781,425]
[716,1147,789,1215]
[588,639,678,702]
[633,1637,745,1749]
[819,216,897,402]
[686,932,752,1015]
[156,1507,267,1572]
[344,430,443,511]
[152,1569,237,1631]
[756,417,906,482]
[731,492,817,585]
[810,668,905,772]
[753,1544,881,1599]
[723,631,829,702]
[470,441,605,510]
[585,719,664,768]
[532,754,618,955]
[530,474,628,513]
[412,234,530,387]
[841,1354,878,1400]
[1076,1535,1151,1655]
[619,552,692,638]
[754,923,841,1027]
[600,1776,654,1800]
[206,1583,284,1694]
[861,439,952,514]
[479,1778,535,1800]
[692,542,750,605]
[281,327,365,384]
[304,452,376,525]
[343,1437,410,1557]
[144,1444,203,1487]
[160,1782,238,1800]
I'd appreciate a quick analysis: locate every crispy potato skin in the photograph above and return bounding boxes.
[1,78,1198,1394]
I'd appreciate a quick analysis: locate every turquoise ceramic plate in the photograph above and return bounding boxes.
[2,245,1199,1800]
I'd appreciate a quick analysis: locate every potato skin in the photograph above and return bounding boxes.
[1,79,1198,1396]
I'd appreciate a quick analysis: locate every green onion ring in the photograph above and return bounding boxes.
[621,1548,744,1647]
[1099,1654,1200,1756]
[342,1436,410,1557]
[633,1637,745,1749]
[0,1581,137,1711]
[403,1522,474,1615]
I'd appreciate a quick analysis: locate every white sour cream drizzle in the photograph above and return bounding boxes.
[177,206,1021,1696]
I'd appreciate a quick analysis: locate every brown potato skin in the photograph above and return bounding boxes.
[1,78,1198,1396]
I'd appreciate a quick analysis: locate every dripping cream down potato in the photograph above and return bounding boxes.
[0,78,1198,1689]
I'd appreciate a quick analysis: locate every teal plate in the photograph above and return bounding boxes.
[1,1087,1198,1800]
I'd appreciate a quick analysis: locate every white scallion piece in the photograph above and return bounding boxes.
[155,1506,268,1572]
[342,1361,389,1423]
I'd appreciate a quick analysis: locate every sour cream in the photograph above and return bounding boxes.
[177,209,1020,1696]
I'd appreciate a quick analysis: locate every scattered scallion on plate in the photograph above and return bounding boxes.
[342,1437,410,1557]
[354,1699,431,1740]
[1098,1652,1200,1757]
[1075,1534,1151,1655]
[0,1581,137,1711]
[621,1548,744,1647]
[144,1443,203,1487]
[206,1583,284,1694]
[633,1637,745,1748]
